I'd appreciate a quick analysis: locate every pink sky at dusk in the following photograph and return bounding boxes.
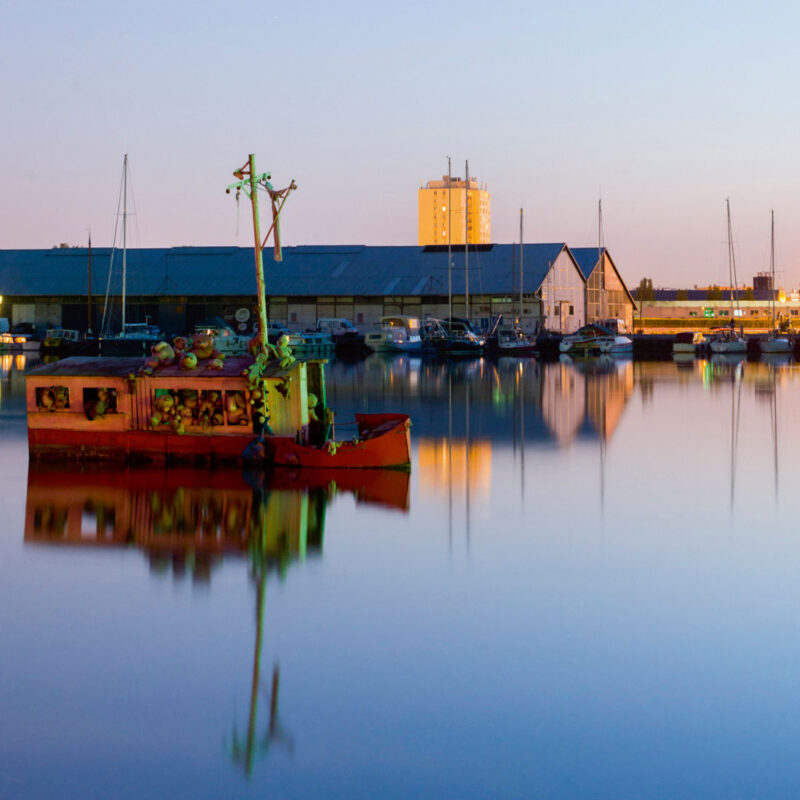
[2,0,800,290]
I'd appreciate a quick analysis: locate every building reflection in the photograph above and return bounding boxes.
[328,356,636,449]
[24,463,410,777]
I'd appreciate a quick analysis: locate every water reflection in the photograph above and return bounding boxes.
[24,464,410,778]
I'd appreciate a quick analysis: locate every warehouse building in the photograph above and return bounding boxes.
[0,243,627,336]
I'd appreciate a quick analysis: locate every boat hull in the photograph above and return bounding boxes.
[760,337,791,353]
[266,413,411,469]
[709,340,747,354]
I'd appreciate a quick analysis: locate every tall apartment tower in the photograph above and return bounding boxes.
[418,175,491,246]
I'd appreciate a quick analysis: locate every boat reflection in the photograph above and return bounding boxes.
[24,463,410,776]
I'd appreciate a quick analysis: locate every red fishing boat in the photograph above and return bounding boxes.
[25,155,411,470]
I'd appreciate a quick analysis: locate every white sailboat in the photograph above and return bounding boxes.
[760,210,791,354]
[710,199,747,354]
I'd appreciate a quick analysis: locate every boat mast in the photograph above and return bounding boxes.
[726,198,736,325]
[519,208,524,324]
[598,198,603,321]
[122,154,128,333]
[448,156,452,322]
[87,231,92,334]
[771,208,776,328]
[465,160,469,322]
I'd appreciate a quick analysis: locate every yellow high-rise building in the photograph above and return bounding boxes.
[418,175,491,246]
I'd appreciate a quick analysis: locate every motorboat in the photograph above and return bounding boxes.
[285,330,335,355]
[365,316,423,353]
[559,324,632,356]
[315,318,367,355]
[441,317,484,355]
[672,331,707,354]
[494,325,537,356]
[0,322,40,352]
[193,317,251,356]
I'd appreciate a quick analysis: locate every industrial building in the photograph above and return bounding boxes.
[0,242,634,336]
[417,175,491,246]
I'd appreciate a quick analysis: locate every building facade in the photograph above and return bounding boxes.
[571,247,636,331]
[418,176,491,246]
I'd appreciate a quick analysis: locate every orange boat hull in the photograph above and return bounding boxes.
[29,413,412,469]
[268,413,411,469]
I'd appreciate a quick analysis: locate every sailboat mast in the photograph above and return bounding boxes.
[121,154,128,332]
[598,198,603,321]
[448,156,452,322]
[87,232,92,334]
[465,160,469,322]
[519,208,524,323]
[771,209,776,327]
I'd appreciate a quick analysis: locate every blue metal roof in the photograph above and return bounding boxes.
[0,243,578,298]
[570,247,606,280]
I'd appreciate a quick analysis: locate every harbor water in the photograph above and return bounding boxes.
[3,352,800,798]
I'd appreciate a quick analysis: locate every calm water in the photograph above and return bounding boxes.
[3,352,800,799]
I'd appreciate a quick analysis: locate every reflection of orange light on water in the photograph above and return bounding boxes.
[417,438,492,497]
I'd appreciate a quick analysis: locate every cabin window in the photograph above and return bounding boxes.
[225,390,250,426]
[82,387,117,420]
[36,385,70,411]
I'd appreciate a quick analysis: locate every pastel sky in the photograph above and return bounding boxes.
[2,0,799,289]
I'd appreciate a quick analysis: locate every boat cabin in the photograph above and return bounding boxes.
[26,355,325,463]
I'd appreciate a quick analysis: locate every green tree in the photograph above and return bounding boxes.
[743,287,754,300]
[676,288,688,300]
[634,277,655,301]
[706,285,723,300]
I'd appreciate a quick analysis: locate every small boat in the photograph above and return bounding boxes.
[42,328,97,356]
[441,316,484,355]
[0,322,40,352]
[494,325,537,356]
[193,317,251,356]
[421,318,450,352]
[710,200,748,355]
[99,322,163,357]
[559,324,632,356]
[365,315,423,352]
[760,210,792,355]
[315,318,367,356]
[708,325,747,354]
[284,330,335,356]
[672,331,707,354]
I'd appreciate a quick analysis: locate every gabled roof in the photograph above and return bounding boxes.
[0,243,578,298]
[570,246,637,306]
